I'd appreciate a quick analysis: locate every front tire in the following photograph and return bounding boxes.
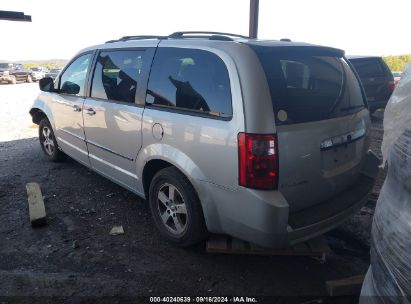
[149,167,207,247]
[39,118,66,162]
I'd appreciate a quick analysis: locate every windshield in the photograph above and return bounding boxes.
[50,69,60,73]
[31,67,40,71]
[250,46,366,125]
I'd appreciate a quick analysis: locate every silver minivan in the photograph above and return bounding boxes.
[30,32,379,248]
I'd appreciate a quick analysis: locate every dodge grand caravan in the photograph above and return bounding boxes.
[30,32,379,248]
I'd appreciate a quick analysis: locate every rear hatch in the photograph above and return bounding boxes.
[250,45,370,212]
[348,57,394,104]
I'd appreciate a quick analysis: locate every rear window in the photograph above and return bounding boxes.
[349,59,385,77]
[251,47,366,125]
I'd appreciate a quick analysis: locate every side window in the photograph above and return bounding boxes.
[59,53,92,96]
[91,50,143,104]
[146,48,232,118]
[281,60,310,89]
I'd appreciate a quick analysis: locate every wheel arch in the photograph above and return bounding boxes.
[29,97,55,129]
[138,147,217,231]
[138,144,208,194]
[29,108,48,125]
[142,159,173,199]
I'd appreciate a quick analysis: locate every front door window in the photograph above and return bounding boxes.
[59,54,92,96]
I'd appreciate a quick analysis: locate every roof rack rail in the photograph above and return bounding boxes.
[105,32,250,44]
[168,31,249,40]
[105,35,167,43]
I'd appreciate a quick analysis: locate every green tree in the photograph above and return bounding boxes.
[383,55,411,72]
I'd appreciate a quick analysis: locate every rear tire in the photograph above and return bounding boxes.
[39,118,66,162]
[149,167,207,247]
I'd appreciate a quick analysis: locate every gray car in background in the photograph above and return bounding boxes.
[44,68,62,80]
[30,32,379,248]
[30,67,47,81]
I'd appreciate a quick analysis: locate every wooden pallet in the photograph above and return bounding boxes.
[326,274,365,296]
[207,234,330,261]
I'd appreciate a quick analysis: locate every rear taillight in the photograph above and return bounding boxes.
[238,133,278,190]
[387,81,396,91]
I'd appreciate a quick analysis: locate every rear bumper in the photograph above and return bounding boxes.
[201,150,379,248]
[286,173,374,245]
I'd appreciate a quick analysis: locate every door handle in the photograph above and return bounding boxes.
[85,108,96,116]
[73,105,82,112]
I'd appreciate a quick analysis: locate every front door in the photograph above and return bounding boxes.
[52,53,93,166]
[83,49,154,192]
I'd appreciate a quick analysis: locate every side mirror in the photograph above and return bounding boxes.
[39,77,55,92]
[61,81,80,95]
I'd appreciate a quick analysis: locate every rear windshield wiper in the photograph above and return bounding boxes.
[339,105,365,111]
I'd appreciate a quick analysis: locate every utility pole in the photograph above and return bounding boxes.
[249,0,259,38]
[0,10,31,22]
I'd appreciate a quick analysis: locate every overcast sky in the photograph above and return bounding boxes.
[1,0,409,61]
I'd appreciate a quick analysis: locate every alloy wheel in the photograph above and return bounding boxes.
[156,183,188,235]
[41,126,55,156]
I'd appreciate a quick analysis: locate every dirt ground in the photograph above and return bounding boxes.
[0,83,386,303]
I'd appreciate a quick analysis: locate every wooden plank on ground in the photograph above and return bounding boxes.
[292,242,310,253]
[326,274,365,296]
[207,235,330,258]
[26,182,47,227]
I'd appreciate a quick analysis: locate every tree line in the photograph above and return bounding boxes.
[23,60,67,70]
[383,55,411,72]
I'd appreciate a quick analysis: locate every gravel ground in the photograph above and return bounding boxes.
[0,83,386,303]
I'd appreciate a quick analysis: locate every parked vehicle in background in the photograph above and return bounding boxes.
[45,68,62,80]
[30,32,379,248]
[0,62,34,84]
[392,71,402,79]
[30,67,48,81]
[392,71,402,86]
[347,56,395,112]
